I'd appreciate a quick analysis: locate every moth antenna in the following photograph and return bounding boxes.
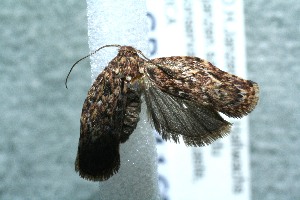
[136,49,163,70]
[136,49,151,62]
[65,44,122,89]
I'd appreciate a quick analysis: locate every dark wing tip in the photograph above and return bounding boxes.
[75,134,121,181]
[75,158,120,181]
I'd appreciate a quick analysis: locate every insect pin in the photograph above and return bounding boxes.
[66,45,259,181]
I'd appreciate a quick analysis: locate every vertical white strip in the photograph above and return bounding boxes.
[148,0,250,199]
[86,0,160,199]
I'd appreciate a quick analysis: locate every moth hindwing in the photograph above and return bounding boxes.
[72,45,259,181]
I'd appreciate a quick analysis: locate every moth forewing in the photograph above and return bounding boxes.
[75,71,123,181]
[145,56,259,118]
[75,46,144,181]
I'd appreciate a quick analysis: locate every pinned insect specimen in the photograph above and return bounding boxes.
[65,45,259,181]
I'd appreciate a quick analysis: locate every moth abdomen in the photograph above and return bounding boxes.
[120,85,142,143]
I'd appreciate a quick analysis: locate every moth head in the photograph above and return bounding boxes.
[118,46,139,57]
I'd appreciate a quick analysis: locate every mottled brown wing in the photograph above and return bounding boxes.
[146,56,259,118]
[75,67,141,181]
[144,77,231,146]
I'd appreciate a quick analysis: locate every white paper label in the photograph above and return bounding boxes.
[147,0,251,199]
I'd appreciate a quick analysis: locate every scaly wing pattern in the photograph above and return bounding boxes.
[76,61,142,181]
[144,56,259,145]
[146,56,259,118]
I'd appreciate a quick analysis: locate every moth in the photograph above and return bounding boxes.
[66,45,259,181]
